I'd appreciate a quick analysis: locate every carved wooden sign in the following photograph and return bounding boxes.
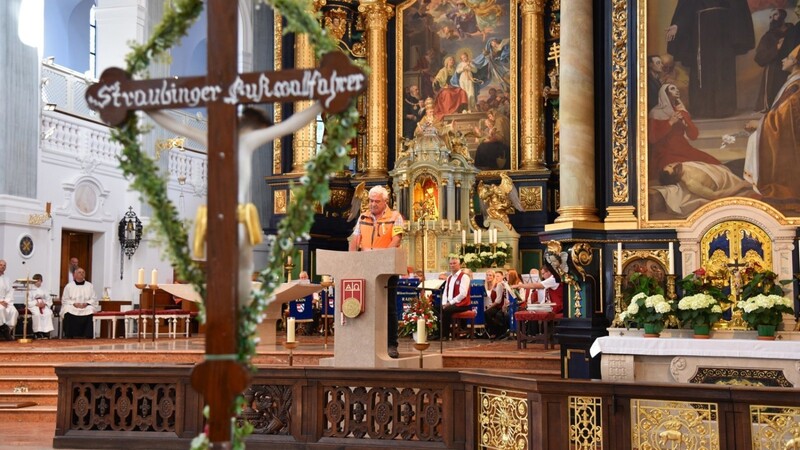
[86,51,366,125]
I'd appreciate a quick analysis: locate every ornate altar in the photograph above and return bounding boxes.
[390,117,520,272]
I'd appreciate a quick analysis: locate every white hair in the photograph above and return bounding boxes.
[368,185,390,201]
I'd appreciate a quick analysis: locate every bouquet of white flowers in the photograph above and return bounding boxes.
[677,293,723,328]
[619,292,673,334]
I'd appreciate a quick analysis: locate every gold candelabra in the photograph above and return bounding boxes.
[412,342,430,368]
[611,274,624,327]
[320,276,334,350]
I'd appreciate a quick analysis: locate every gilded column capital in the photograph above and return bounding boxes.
[358,0,394,29]
[519,0,546,15]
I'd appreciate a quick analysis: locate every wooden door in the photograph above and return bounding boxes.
[60,230,93,295]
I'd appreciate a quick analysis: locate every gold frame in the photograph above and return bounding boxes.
[395,0,518,172]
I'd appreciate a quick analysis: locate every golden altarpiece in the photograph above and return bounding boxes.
[388,115,521,273]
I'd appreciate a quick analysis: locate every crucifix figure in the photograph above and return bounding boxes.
[727,256,747,301]
[85,1,366,446]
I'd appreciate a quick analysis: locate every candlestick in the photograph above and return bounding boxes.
[616,243,622,276]
[461,230,466,245]
[287,317,296,343]
[668,242,675,275]
[137,268,145,285]
[416,318,427,344]
[45,202,51,214]
[150,269,158,286]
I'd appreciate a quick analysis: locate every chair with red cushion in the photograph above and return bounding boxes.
[451,309,477,340]
[514,286,564,349]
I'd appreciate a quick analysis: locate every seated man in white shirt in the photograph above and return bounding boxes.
[432,257,472,340]
[61,268,98,338]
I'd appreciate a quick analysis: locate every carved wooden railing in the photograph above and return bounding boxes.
[54,365,800,449]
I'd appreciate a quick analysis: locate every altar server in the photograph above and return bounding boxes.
[61,268,98,338]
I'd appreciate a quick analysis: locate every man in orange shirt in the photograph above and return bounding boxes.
[349,186,404,358]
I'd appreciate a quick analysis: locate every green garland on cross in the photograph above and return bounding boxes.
[108,0,364,448]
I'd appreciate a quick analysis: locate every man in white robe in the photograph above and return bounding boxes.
[28,274,54,339]
[61,268,97,338]
[0,260,18,341]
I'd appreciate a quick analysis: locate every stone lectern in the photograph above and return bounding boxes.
[316,248,442,368]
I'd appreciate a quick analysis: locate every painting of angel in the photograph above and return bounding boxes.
[397,0,516,170]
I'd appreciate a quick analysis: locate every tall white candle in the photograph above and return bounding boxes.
[137,268,144,285]
[287,317,296,342]
[462,230,466,245]
[477,229,482,244]
[492,228,497,244]
[668,242,675,275]
[150,269,158,286]
[473,231,478,245]
[416,318,427,344]
[616,243,622,275]
[287,255,292,265]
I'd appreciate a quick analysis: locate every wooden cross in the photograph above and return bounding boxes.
[85,1,365,445]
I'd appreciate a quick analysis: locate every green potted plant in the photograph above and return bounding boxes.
[736,265,794,339]
[736,294,794,339]
[620,292,673,336]
[676,293,723,338]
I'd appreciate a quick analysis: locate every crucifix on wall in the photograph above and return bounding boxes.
[85,1,366,446]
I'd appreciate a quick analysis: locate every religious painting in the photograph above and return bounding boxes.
[641,1,800,224]
[396,0,517,171]
[412,174,440,220]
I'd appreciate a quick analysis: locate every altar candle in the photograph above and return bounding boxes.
[477,229,482,244]
[150,269,158,286]
[473,231,478,245]
[616,243,622,275]
[416,318,427,344]
[287,255,292,265]
[287,317,296,342]
[461,230,466,245]
[137,268,144,285]
[492,228,497,244]
[668,242,675,275]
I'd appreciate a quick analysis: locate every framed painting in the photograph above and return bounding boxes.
[396,0,517,171]
[639,0,800,225]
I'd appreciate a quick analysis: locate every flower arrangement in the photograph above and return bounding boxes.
[400,295,439,337]
[454,241,510,270]
[619,271,672,333]
[737,294,794,328]
[677,293,723,327]
[736,264,794,330]
[619,292,673,334]
[678,267,728,305]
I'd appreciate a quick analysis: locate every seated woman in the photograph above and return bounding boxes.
[483,269,496,307]
[61,268,98,338]
[28,274,54,339]
[513,262,563,314]
[484,270,506,338]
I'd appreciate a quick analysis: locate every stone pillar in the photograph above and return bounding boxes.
[291,32,318,173]
[95,0,147,73]
[358,0,393,178]
[0,0,38,197]
[552,0,599,225]
[519,0,546,171]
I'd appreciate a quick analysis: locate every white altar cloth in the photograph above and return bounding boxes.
[590,336,800,360]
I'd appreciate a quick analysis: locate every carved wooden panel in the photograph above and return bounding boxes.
[70,382,177,432]
[323,385,444,441]
[238,384,293,435]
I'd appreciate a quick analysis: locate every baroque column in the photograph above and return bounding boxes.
[291,1,325,173]
[519,0,546,171]
[552,0,599,225]
[358,0,393,178]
